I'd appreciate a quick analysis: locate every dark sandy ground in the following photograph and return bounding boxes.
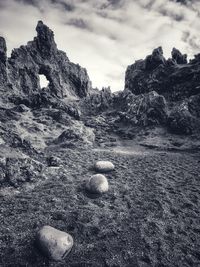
[0,145,200,267]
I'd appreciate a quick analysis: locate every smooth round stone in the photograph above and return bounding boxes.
[86,174,109,194]
[36,226,73,261]
[94,161,115,173]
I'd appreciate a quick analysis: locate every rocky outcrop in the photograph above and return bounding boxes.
[1,21,91,102]
[54,121,95,147]
[0,37,7,88]
[117,91,168,127]
[80,87,113,115]
[167,97,200,134]
[188,93,200,118]
[125,47,200,100]
[171,48,187,64]
[0,156,44,187]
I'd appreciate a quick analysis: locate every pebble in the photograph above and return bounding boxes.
[94,161,115,173]
[36,225,73,261]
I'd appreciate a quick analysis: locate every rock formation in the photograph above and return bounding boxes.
[116,90,168,127]
[0,21,200,187]
[1,21,91,103]
[125,46,200,100]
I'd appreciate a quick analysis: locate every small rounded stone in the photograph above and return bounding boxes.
[36,225,73,261]
[94,161,115,173]
[86,174,109,194]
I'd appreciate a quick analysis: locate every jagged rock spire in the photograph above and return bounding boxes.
[171,47,187,64]
[35,20,57,58]
[0,36,7,64]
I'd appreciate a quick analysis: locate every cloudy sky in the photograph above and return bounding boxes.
[0,0,200,91]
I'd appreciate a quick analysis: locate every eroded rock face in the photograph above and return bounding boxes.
[0,157,44,187]
[125,47,200,100]
[167,100,200,135]
[0,37,7,88]
[55,121,95,147]
[2,21,91,101]
[117,91,168,126]
[80,87,113,115]
[171,48,187,64]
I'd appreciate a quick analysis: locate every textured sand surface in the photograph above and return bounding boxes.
[0,147,200,266]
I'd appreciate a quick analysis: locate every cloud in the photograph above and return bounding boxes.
[0,0,200,91]
[66,18,91,30]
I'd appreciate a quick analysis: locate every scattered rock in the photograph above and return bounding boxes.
[46,156,61,167]
[94,161,115,173]
[117,91,168,126]
[167,102,198,134]
[3,157,43,187]
[15,104,30,113]
[86,174,109,194]
[0,36,7,87]
[80,87,113,115]
[55,121,95,146]
[36,225,73,261]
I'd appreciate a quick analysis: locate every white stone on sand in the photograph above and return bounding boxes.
[36,225,73,261]
[86,174,109,194]
[94,161,115,173]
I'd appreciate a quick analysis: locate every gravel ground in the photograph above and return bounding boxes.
[0,147,200,267]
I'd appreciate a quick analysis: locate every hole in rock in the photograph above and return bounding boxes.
[39,74,49,88]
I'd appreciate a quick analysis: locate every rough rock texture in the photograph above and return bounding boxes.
[188,93,200,118]
[55,121,95,147]
[116,90,168,126]
[80,87,113,115]
[171,48,187,64]
[46,156,62,167]
[167,101,200,134]
[0,156,43,187]
[2,21,91,102]
[0,37,7,88]
[125,47,200,100]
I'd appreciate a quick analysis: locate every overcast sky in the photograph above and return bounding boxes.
[0,0,200,91]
